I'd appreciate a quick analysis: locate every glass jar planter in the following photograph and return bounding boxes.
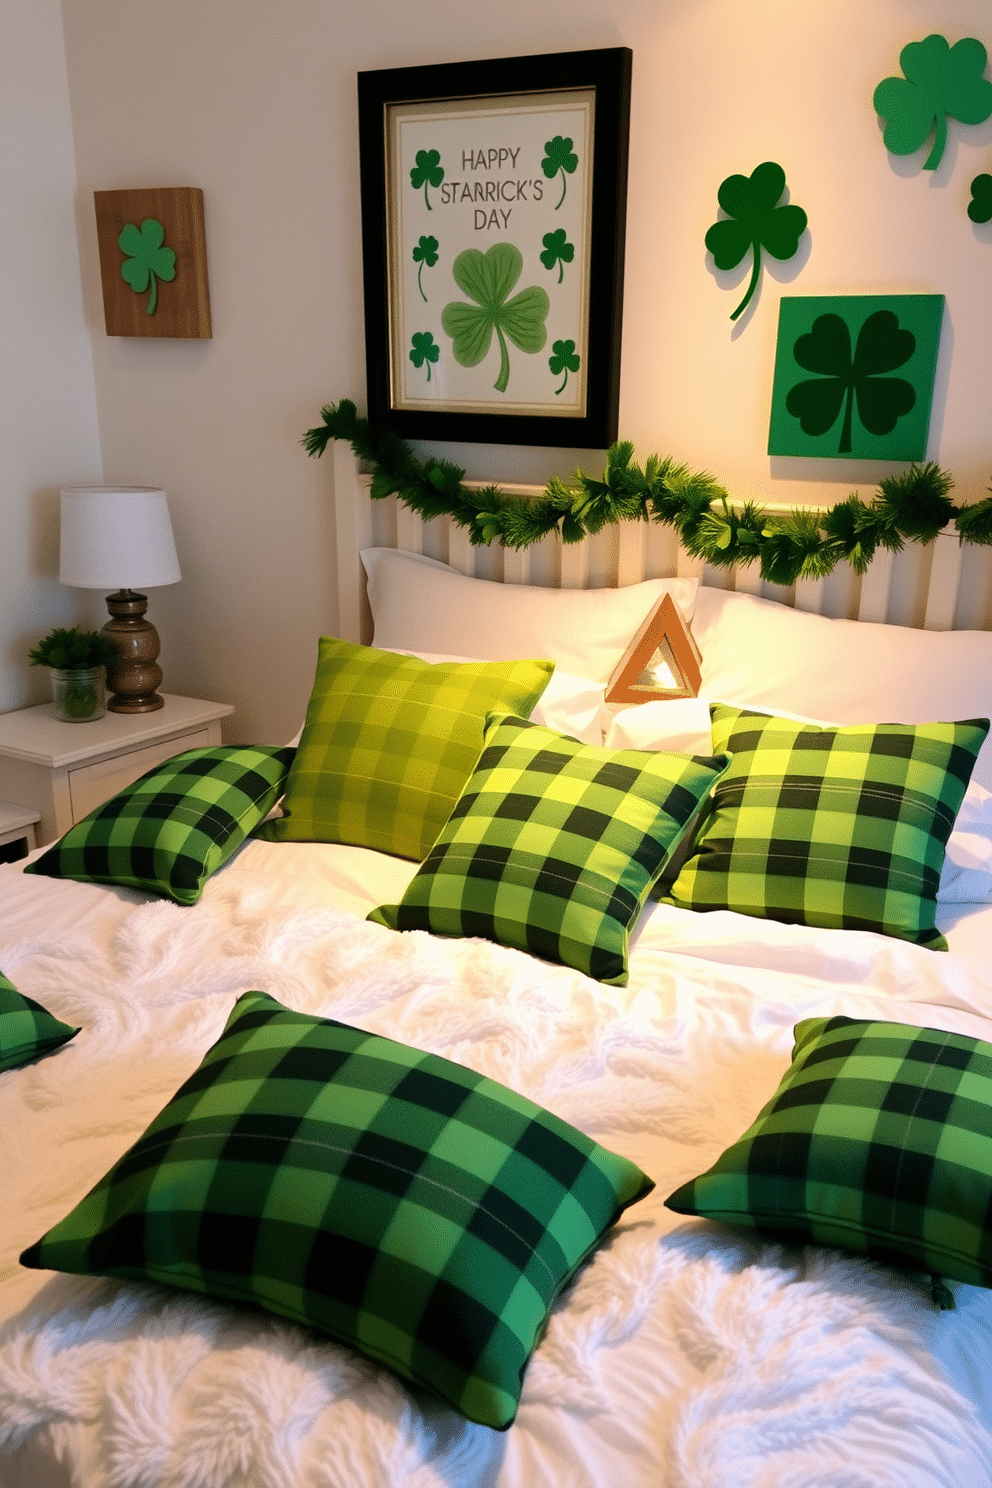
[50,666,107,722]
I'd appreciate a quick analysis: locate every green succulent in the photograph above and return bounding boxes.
[28,626,117,671]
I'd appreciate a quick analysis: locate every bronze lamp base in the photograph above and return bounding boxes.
[101,590,166,712]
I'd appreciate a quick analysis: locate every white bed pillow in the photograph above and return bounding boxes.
[361,548,699,685]
[390,650,609,743]
[691,585,992,792]
[606,697,992,905]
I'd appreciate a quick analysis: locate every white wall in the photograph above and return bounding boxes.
[0,0,103,713]
[57,0,992,742]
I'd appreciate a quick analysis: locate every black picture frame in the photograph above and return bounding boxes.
[357,47,631,448]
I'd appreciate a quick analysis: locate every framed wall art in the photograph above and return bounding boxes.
[357,47,632,447]
[93,187,211,339]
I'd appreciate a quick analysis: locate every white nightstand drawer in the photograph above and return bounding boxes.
[68,728,215,821]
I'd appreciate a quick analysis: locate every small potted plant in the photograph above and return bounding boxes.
[28,626,118,722]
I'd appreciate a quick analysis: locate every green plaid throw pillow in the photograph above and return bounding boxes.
[370,713,729,985]
[26,745,295,905]
[662,705,989,948]
[0,969,78,1074]
[666,1015,992,1297]
[21,989,653,1429]
[257,640,553,860]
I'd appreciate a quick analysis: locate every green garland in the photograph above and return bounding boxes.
[304,399,992,587]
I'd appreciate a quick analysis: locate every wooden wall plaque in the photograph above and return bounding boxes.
[94,186,212,338]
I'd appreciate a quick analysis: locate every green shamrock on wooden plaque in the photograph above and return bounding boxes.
[117,218,176,315]
[873,35,992,170]
[705,163,807,321]
[541,135,578,209]
[410,149,444,209]
[441,244,549,393]
[768,295,945,460]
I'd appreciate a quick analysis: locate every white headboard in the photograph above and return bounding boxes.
[330,443,992,645]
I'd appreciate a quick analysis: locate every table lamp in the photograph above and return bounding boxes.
[59,486,181,713]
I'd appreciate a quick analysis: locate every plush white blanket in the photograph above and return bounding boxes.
[1,841,992,1488]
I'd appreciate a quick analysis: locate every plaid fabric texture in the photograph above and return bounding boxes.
[26,745,295,905]
[665,1015,992,1291]
[257,640,553,860]
[370,713,729,985]
[21,989,653,1430]
[662,705,989,948]
[0,969,78,1074]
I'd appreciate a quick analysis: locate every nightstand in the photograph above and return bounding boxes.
[0,695,235,846]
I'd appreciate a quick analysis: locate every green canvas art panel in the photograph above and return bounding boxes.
[768,294,944,461]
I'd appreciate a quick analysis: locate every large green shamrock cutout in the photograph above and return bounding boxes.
[968,173,992,223]
[412,235,439,301]
[409,331,440,382]
[540,228,575,282]
[541,136,578,209]
[785,310,917,454]
[704,162,807,321]
[410,149,444,209]
[441,243,549,393]
[873,35,992,171]
[549,338,580,395]
[118,218,176,315]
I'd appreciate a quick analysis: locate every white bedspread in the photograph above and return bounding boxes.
[1,840,991,1488]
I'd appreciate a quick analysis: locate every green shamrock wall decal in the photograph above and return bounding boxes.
[540,229,575,282]
[549,338,580,395]
[541,136,578,209]
[704,162,808,321]
[412,235,439,301]
[410,149,444,209]
[969,173,992,223]
[117,218,176,315]
[873,35,992,171]
[408,331,440,382]
[440,243,549,393]
[786,310,916,454]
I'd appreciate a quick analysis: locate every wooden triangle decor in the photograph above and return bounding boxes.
[606,594,701,705]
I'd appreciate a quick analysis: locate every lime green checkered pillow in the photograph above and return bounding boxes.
[370,713,729,985]
[21,989,653,1430]
[0,970,78,1074]
[25,745,295,905]
[257,640,553,860]
[662,705,989,949]
[666,1015,992,1298]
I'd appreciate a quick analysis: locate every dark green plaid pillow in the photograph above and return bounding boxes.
[662,705,989,948]
[21,989,652,1429]
[666,1015,992,1297]
[0,969,78,1074]
[25,745,295,905]
[257,640,554,860]
[370,713,729,985]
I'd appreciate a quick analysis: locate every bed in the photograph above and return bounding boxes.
[3,449,992,1487]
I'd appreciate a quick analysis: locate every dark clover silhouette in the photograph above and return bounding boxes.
[412,235,439,301]
[785,310,917,454]
[541,136,578,209]
[118,218,176,315]
[873,34,992,171]
[410,149,444,209]
[540,229,575,283]
[704,162,807,321]
[441,243,549,393]
[549,338,580,395]
[968,173,992,223]
[408,331,440,382]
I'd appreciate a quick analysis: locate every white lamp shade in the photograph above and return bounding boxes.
[59,486,181,590]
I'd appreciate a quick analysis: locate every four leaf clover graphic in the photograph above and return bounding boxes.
[441,243,549,393]
[409,331,440,382]
[705,162,808,321]
[785,310,917,455]
[549,338,580,395]
[968,173,992,223]
[412,235,439,301]
[541,136,578,209]
[873,34,992,171]
[540,228,575,282]
[410,149,444,209]
[118,218,176,315]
